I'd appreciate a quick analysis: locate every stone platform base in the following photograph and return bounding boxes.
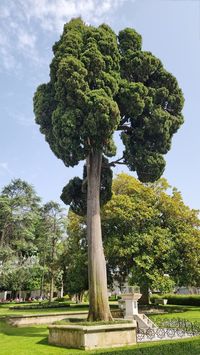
[48,321,137,350]
[6,309,123,327]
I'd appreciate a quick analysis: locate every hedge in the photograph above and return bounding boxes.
[9,302,71,310]
[151,294,200,306]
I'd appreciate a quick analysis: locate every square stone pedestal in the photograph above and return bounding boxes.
[121,286,142,319]
[48,321,137,350]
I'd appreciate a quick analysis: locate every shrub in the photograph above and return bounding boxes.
[54,295,70,302]
[151,294,200,306]
[9,302,71,310]
[109,295,118,301]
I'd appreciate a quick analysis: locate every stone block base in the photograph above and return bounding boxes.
[48,322,137,350]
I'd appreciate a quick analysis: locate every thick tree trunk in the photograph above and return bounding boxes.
[87,151,112,321]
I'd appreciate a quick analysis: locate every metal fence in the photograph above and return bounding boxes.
[137,318,200,342]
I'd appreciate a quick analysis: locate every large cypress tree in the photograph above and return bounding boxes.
[34,18,184,321]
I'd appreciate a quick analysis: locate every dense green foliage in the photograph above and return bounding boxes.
[34,19,121,167]
[34,18,184,214]
[0,179,41,292]
[151,294,200,306]
[10,302,70,310]
[61,157,113,216]
[36,202,66,300]
[104,174,200,291]
[61,212,88,297]
[33,18,185,319]
[0,180,66,297]
[67,174,200,294]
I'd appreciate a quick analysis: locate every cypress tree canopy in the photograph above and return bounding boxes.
[34,18,184,209]
[60,157,112,216]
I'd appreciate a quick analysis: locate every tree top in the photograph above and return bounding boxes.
[34,17,184,182]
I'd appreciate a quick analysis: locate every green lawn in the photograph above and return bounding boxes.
[0,303,89,317]
[0,320,199,355]
[149,305,200,323]
[0,304,200,354]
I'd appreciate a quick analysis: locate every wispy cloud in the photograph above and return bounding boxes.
[0,0,131,71]
[18,32,37,51]
[19,0,127,31]
[0,162,13,176]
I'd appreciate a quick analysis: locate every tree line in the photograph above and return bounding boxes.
[1,173,197,303]
[0,179,65,301]
[64,173,200,304]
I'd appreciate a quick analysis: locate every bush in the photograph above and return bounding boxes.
[109,295,118,301]
[54,295,70,302]
[151,294,200,306]
[9,302,71,310]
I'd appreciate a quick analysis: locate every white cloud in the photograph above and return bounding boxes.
[0,0,133,71]
[19,0,122,31]
[18,32,36,51]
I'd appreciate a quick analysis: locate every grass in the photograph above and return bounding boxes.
[149,305,200,323]
[0,320,199,355]
[54,319,132,326]
[0,303,89,317]
[0,304,200,354]
[0,302,118,317]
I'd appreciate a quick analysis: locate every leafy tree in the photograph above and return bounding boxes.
[0,195,13,264]
[36,202,66,301]
[102,174,200,303]
[0,263,42,295]
[66,174,200,304]
[61,212,88,301]
[0,196,12,248]
[0,179,41,297]
[34,18,184,320]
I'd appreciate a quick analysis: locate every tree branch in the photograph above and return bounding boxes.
[81,177,88,193]
[117,125,133,133]
[108,157,126,167]
[120,116,129,125]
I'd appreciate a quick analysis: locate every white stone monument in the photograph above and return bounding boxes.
[121,286,142,319]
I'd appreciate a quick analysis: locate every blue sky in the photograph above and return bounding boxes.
[0,0,200,209]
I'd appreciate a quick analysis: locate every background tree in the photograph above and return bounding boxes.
[104,174,200,302]
[0,195,12,264]
[0,179,40,298]
[36,202,66,302]
[66,174,200,304]
[0,263,42,298]
[34,18,184,320]
[60,211,88,302]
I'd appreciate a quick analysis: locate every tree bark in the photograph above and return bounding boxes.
[87,151,112,321]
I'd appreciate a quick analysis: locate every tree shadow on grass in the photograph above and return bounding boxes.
[0,321,48,338]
